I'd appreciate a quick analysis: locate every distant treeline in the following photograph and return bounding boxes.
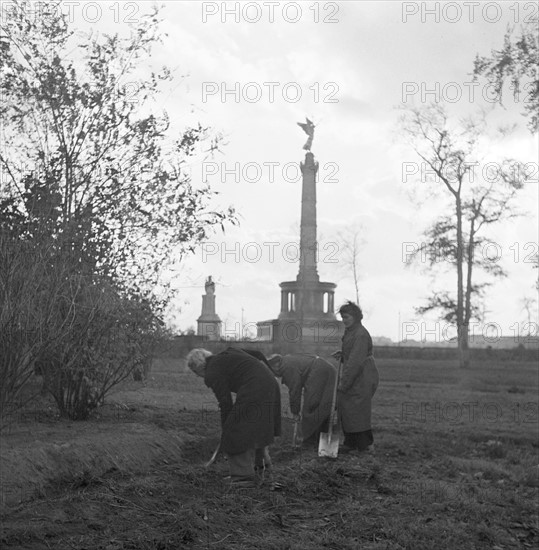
[163,336,538,363]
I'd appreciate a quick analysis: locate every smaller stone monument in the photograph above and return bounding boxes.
[197,276,221,340]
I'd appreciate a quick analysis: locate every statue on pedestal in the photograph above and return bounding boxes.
[205,276,215,295]
[297,117,315,151]
[198,276,221,340]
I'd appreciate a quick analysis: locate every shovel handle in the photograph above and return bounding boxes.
[204,442,221,468]
[292,419,299,446]
[327,357,343,438]
[292,389,304,446]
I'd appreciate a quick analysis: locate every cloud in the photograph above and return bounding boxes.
[122,2,539,341]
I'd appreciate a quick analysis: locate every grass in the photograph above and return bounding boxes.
[0,357,537,549]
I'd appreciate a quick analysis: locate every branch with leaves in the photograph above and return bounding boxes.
[0,1,237,420]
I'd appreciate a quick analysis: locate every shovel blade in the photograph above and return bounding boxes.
[318,431,339,458]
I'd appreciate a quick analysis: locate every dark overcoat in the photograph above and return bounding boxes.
[204,347,281,455]
[338,323,379,433]
[279,354,337,440]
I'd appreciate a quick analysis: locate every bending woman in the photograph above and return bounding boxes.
[268,354,337,446]
[186,347,281,486]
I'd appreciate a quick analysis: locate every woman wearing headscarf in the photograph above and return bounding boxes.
[268,353,337,446]
[334,301,379,453]
[186,347,281,487]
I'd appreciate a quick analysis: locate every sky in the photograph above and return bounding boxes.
[67,1,538,342]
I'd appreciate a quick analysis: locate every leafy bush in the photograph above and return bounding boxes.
[0,232,45,424]
[36,278,159,420]
[0,228,161,423]
[0,1,235,423]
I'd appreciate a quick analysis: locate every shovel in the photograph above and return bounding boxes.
[292,390,304,448]
[204,441,221,468]
[318,358,342,458]
[292,416,303,448]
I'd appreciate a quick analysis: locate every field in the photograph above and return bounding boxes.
[1,357,538,549]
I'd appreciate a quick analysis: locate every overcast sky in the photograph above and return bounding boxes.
[73,1,538,342]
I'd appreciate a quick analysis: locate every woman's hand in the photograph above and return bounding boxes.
[331,350,342,361]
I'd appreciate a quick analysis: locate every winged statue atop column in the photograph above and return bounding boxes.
[297,117,315,151]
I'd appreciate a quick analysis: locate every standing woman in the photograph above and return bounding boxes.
[334,301,379,453]
[186,347,281,486]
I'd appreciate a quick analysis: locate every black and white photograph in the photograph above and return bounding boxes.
[1,1,538,548]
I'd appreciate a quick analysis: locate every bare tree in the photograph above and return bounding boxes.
[336,224,365,305]
[400,104,528,367]
[533,253,539,291]
[520,296,538,337]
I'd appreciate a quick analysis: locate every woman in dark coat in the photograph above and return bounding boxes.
[186,347,281,486]
[268,354,337,445]
[334,302,379,453]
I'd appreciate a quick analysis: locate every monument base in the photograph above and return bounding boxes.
[197,318,222,341]
[257,318,344,355]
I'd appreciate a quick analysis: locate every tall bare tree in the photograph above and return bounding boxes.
[400,104,528,367]
[336,224,365,305]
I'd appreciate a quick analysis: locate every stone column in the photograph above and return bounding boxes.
[281,291,287,313]
[298,152,319,284]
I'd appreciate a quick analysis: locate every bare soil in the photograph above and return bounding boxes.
[1,358,538,549]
